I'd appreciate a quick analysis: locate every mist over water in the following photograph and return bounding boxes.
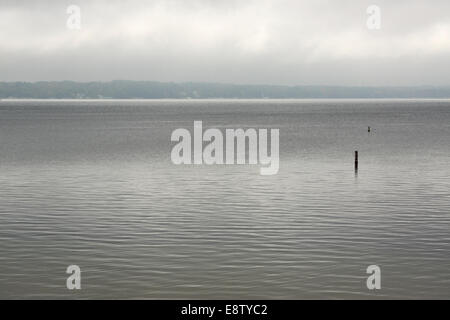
[0,99,449,299]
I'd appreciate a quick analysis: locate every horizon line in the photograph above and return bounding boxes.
[1,80,450,88]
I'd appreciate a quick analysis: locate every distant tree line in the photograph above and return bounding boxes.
[1,81,449,99]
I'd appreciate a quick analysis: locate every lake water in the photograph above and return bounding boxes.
[0,99,449,299]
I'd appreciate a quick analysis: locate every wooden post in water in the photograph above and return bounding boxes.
[354,150,358,171]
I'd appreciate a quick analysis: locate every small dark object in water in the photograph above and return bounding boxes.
[368,126,371,133]
[355,150,358,171]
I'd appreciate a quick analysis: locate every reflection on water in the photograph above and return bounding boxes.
[0,99,449,299]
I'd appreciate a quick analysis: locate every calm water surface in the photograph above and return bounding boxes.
[0,99,449,299]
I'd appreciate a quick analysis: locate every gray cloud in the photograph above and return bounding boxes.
[1,0,449,85]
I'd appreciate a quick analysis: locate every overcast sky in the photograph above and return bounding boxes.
[0,0,449,85]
